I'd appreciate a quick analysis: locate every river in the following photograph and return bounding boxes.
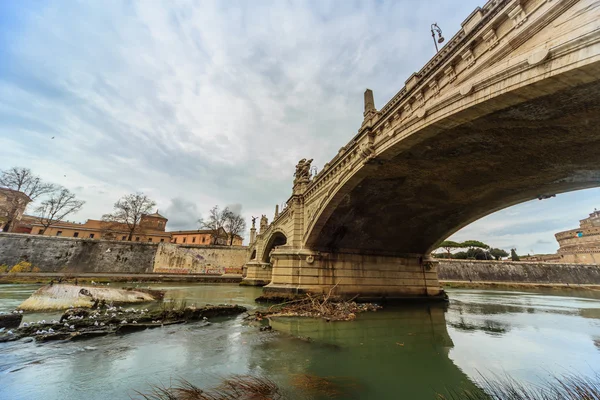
[1,283,599,399]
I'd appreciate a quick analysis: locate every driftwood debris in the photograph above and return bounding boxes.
[249,287,381,322]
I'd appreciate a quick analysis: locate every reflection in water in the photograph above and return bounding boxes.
[267,305,478,399]
[0,285,599,399]
[445,289,600,386]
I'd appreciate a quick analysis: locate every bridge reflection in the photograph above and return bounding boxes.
[253,304,479,399]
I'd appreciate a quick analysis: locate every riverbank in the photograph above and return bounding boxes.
[0,272,243,285]
[441,280,600,291]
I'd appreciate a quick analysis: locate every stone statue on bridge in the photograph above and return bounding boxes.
[260,214,268,233]
[294,158,313,184]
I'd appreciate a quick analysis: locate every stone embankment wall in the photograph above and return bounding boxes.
[0,233,248,275]
[153,243,247,274]
[438,259,600,285]
[0,233,157,273]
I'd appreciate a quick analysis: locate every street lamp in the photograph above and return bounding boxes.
[431,23,445,53]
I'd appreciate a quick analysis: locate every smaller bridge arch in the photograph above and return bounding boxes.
[262,231,288,263]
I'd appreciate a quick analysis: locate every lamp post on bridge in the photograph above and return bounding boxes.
[430,23,445,53]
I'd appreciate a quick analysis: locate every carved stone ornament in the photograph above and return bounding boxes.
[428,80,440,97]
[508,4,527,28]
[359,142,376,161]
[483,29,499,50]
[444,65,457,83]
[527,48,550,66]
[461,48,476,69]
[294,158,313,184]
[306,255,315,264]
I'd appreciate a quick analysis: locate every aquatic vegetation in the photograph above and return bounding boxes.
[133,375,282,400]
[438,372,600,400]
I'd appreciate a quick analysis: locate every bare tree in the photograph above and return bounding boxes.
[201,205,229,245]
[35,188,85,234]
[102,193,156,241]
[224,209,246,246]
[0,167,57,200]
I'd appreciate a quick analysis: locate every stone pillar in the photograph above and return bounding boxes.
[249,227,256,244]
[241,260,272,286]
[274,204,279,219]
[263,249,445,301]
[364,88,375,115]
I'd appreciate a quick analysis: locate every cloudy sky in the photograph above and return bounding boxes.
[0,0,598,255]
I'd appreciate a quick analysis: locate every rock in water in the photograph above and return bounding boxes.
[18,284,164,311]
[0,313,23,329]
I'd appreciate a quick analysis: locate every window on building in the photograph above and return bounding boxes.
[122,236,126,241]
[136,237,140,241]
[56,231,62,236]
[89,233,95,239]
[174,238,177,243]
[148,238,152,242]
[183,237,187,243]
[202,237,206,243]
[73,232,79,238]
[160,239,164,242]
[192,237,196,243]
[38,229,43,235]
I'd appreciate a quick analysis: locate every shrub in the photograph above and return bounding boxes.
[0,264,9,273]
[9,261,34,273]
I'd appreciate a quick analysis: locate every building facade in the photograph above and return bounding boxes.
[0,188,32,233]
[29,211,171,242]
[170,227,243,246]
[555,210,600,264]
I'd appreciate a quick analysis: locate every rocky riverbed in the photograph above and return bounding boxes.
[0,303,246,343]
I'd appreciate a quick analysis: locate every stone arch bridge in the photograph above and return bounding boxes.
[243,0,600,300]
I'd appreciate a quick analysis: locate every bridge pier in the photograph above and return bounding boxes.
[263,248,445,301]
[240,261,272,286]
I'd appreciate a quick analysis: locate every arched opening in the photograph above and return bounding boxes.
[305,79,600,256]
[262,232,287,263]
[250,249,257,260]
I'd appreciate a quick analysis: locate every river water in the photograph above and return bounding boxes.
[1,283,600,399]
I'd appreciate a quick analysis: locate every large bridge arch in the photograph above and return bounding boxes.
[305,75,600,256]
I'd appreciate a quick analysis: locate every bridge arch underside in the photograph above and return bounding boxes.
[308,78,600,257]
[262,232,287,263]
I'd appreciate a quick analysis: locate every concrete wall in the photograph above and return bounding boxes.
[438,259,600,285]
[0,233,157,273]
[152,243,247,274]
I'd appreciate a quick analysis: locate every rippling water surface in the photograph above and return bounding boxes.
[1,283,600,400]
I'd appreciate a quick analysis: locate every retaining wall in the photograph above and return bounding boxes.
[438,259,600,285]
[153,243,247,274]
[0,233,156,273]
[0,233,248,275]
